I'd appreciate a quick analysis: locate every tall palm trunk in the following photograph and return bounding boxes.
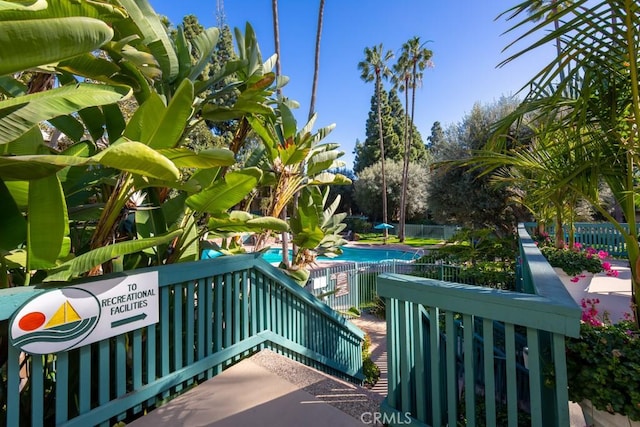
[271,0,288,265]
[405,60,419,236]
[376,76,389,243]
[272,0,282,98]
[551,0,565,81]
[308,0,325,120]
[398,77,410,242]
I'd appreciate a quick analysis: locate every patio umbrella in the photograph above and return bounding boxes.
[374,223,394,230]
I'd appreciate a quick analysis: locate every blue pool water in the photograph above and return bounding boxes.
[261,246,414,263]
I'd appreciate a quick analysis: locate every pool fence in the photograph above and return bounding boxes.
[305,258,473,316]
[385,224,459,240]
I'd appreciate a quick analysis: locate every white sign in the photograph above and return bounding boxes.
[312,276,327,290]
[10,271,159,355]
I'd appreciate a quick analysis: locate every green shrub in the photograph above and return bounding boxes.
[345,217,372,234]
[361,333,380,386]
[565,318,640,420]
[365,296,386,319]
[540,246,605,276]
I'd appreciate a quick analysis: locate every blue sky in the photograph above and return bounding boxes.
[150,0,554,168]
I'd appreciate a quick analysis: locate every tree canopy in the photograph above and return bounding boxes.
[427,99,530,234]
[353,88,427,173]
[354,160,429,222]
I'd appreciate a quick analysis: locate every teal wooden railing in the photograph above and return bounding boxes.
[0,254,364,426]
[377,224,581,427]
[523,221,629,257]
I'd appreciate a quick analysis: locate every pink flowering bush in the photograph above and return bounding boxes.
[565,299,640,420]
[539,242,619,278]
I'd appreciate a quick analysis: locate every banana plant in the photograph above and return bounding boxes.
[0,1,283,285]
[496,0,640,323]
[286,187,347,284]
[248,103,349,235]
[245,103,350,280]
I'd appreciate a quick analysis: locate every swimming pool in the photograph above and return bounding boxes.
[261,246,415,263]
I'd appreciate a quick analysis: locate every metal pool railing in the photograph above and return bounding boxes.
[306,257,512,317]
[386,224,459,240]
[306,260,421,314]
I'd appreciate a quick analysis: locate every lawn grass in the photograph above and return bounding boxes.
[354,233,443,247]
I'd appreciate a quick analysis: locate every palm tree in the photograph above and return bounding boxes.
[358,45,393,242]
[518,0,575,80]
[393,37,432,242]
[271,0,282,98]
[270,0,291,265]
[497,0,640,323]
[308,0,325,120]
[473,125,595,250]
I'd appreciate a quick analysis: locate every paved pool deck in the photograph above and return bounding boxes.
[561,258,634,322]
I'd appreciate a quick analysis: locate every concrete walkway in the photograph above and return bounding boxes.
[350,313,388,399]
[129,354,370,427]
[129,260,633,427]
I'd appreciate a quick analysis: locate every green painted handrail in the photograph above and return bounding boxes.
[378,224,581,427]
[0,255,364,426]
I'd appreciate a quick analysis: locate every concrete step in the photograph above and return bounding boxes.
[129,349,381,427]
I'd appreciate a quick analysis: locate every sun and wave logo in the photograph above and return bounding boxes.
[10,287,100,355]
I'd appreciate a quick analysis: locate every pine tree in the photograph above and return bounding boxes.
[176,15,239,149]
[353,88,427,173]
[354,89,397,173]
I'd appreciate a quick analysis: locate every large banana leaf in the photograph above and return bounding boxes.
[0,0,127,22]
[27,175,70,270]
[307,150,343,177]
[4,180,27,208]
[92,140,180,181]
[115,0,179,83]
[0,83,131,145]
[49,115,85,142]
[56,53,123,87]
[207,211,289,233]
[186,168,262,213]
[0,0,46,12]
[0,17,114,76]
[1,126,45,156]
[0,141,179,181]
[186,167,222,190]
[146,79,194,149]
[188,27,220,81]
[0,154,93,180]
[310,172,351,185]
[103,103,126,142]
[158,148,235,169]
[0,179,26,251]
[279,102,297,141]
[117,44,162,82]
[78,106,106,142]
[174,26,191,82]
[175,215,199,262]
[123,93,164,143]
[0,75,27,97]
[44,229,183,282]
